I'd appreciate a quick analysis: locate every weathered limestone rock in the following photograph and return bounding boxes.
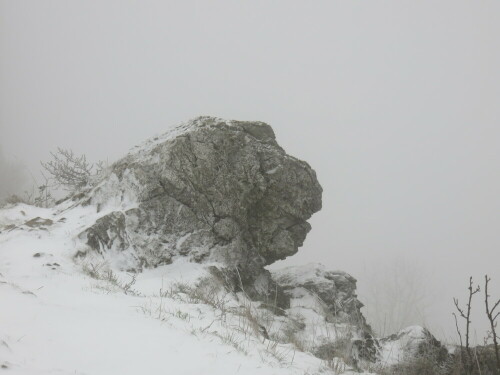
[82,212,129,253]
[77,116,322,305]
[270,263,375,369]
[271,264,449,368]
[272,263,370,331]
[377,326,448,365]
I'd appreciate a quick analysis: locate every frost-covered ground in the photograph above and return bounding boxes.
[0,203,372,375]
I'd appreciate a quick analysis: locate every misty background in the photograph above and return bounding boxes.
[1,1,499,343]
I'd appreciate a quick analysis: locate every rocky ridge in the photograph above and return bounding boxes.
[56,116,447,370]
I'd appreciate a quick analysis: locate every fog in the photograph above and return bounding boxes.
[1,1,499,342]
[0,146,26,198]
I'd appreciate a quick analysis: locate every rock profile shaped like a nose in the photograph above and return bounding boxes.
[78,116,322,306]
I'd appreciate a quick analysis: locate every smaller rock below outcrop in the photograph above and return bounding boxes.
[272,263,370,332]
[270,263,376,370]
[378,326,448,366]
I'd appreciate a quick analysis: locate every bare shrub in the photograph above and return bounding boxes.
[0,172,55,208]
[453,277,481,374]
[23,173,55,207]
[41,148,104,191]
[82,262,140,296]
[484,275,500,375]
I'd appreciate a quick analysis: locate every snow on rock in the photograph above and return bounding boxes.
[377,325,448,366]
[0,203,369,375]
[271,263,380,369]
[4,117,447,374]
[74,116,322,306]
[272,263,369,330]
[269,264,450,369]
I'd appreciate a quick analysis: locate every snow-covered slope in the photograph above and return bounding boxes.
[1,117,444,374]
[0,203,369,375]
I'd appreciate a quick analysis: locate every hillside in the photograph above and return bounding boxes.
[1,118,446,374]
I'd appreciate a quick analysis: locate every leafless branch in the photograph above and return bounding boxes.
[485,275,500,374]
[41,148,102,191]
[453,276,480,375]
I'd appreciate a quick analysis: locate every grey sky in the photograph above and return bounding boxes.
[1,1,499,341]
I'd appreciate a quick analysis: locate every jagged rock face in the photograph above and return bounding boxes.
[272,263,370,331]
[78,117,322,304]
[270,263,376,369]
[269,265,447,368]
[377,326,448,365]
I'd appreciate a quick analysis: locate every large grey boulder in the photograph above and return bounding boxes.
[77,116,322,305]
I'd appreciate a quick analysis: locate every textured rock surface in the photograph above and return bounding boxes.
[269,264,447,369]
[271,263,377,369]
[377,325,448,365]
[272,263,370,331]
[77,116,322,304]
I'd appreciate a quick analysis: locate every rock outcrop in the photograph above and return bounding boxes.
[272,263,377,368]
[77,116,322,306]
[271,264,450,369]
[377,326,448,365]
[272,263,370,331]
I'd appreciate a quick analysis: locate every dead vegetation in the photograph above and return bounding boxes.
[41,148,104,192]
[82,262,140,296]
[134,275,309,367]
[484,276,500,374]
